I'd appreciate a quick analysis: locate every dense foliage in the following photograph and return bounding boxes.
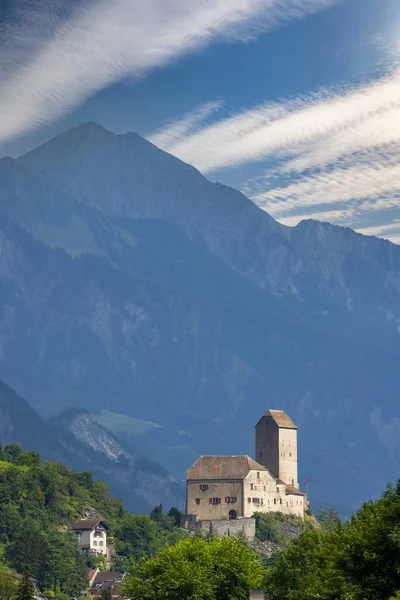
[113,505,185,570]
[0,445,183,598]
[122,536,265,600]
[265,482,400,600]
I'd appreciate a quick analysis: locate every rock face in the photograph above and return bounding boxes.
[1,122,400,514]
[0,380,183,513]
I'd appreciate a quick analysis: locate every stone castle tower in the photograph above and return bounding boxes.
[255,409,299,489]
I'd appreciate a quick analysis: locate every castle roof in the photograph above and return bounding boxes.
[257,409,297,429]
[285,486,306,496]
[187,455,267,481]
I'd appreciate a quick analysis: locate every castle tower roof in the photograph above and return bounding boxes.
[256,409,297,429]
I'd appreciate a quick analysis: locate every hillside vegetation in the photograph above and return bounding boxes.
[0,444,183,598]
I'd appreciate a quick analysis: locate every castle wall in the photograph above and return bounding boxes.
[186,479,244,520]
[210,517,256,539]
[278,428,298,488]
[242,469,281,518]
[181,516,256,540]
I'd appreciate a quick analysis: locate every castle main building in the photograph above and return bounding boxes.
[185,410,306,522]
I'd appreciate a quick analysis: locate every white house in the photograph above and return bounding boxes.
[72,519,108,556]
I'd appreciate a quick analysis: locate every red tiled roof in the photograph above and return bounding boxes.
[187,455,267,481]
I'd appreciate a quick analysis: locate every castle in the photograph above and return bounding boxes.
[183,410,307,532]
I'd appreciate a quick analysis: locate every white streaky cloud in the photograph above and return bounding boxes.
[164,68,400,172]
[150,101,224,150]
[279,107,400,175]
[255,160,400,216]
[355,221,400,238]
[0,0,340,143]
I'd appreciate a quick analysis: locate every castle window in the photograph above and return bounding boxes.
[261,498,264,505]
[252,498,260,504]
[254,486,257,491]
[289,453,292,457]
[99,541,104,546]
[263,486,266,491]
[225,497,237,503]
[199,484,209,491]
[250,484,254,490]
[274,498,276,504]
[256,472,260,479]
[280,499,283,504]
[248,498,251,503]
[93,541,98,546]
[260,452,263,458]
[209,498,221,505]
[195,498,201,505]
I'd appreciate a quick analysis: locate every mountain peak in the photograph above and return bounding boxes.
[18,121,115,165]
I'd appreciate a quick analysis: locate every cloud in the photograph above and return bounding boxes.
[161,68,400,172]
[150,100,224,150]
[154,58,400,238]
[356,221,400,238]
[255,158,400,215]
[0,0,340,144]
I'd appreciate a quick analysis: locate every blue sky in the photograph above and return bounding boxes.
[0,0,399,242]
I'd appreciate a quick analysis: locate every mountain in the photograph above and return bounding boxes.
[1,122,400,514]
[0,379,183,512]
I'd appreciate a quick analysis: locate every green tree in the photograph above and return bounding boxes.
[167,507,182,528]
[6,520,48,580]
[0,567,18,600]
[122,536,264,600]
[100,589,112,600]
[14,567,35,600]
[3,446,22,464]
[14,453,41,469]
[317,508,341,533]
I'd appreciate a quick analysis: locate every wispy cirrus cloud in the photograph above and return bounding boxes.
[356,220,400,238]
[159,67,400,172]
[0,0,340,144]
[150,100,224,150]
[153,55,400,243]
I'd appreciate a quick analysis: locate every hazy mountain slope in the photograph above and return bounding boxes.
[0,215,399,513]
[6,122,400,330]
[1,123,400,514]
[0,378,182,512]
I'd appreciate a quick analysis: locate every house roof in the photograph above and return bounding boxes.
[257,409,297,429]
[93,572,124,585]
[285,486,306,496]
[71,518,105,531]
[87,568,98,583]
[187,455,267,481]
